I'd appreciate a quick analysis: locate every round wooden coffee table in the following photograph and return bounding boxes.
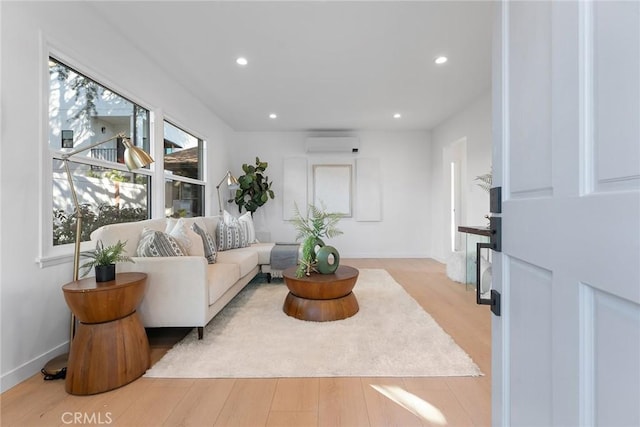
[62,272,149,395]
[282,265,359,321]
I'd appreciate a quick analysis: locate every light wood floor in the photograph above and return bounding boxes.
[1,259,491,427]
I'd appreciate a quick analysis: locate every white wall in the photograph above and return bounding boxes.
[231,131,432,258]
[429,91,492,262]
[0,2,236,391]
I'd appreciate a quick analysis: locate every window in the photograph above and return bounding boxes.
[163,121,204,218]
[49,58,152,246]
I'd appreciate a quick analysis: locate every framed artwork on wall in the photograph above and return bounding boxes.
[313,164,352,217]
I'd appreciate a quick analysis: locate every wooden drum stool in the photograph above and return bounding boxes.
[62,272,149,395]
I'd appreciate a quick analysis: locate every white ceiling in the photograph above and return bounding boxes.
[92,1,494,132]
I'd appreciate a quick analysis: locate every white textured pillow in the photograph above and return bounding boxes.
[136,227,186,257]
[165,218,205,256]
[223,210,239,226]
[238,212,257,244]
[165,218,192,252]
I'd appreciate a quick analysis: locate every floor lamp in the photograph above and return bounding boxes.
[216,171,239,215]
[42,132,154,378]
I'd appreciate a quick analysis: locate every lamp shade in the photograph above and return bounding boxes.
[217,171,239,215]
[122,139,154,170]
[227,173,239,189]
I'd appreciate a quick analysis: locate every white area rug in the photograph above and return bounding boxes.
[145,269,482,378]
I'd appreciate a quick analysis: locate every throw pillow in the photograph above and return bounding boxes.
[165,218,193,252]
[136,227,186,257]
[191,222,217,264]
[238,211,257,244]
[223,210,239,226]
[217,221,248,251]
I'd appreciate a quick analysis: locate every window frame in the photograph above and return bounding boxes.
[162,119,207,219]
[40,52,157,266]
[39,52,212,267]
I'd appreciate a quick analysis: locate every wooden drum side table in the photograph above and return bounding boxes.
[282,265,359,321]
[62,272,150,395]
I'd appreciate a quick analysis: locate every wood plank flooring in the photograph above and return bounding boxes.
[0,259,491,426]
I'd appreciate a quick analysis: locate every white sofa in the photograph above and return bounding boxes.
[89,215,276,339]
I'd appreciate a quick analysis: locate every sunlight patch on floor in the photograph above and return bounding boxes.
[371,384,448,425]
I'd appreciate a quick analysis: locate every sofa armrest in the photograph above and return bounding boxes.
[117,256,209,327]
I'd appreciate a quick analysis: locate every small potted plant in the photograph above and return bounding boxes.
[291,203,343,278]
[80,240,134,282]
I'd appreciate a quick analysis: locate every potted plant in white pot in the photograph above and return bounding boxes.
[291,203,343,278]
[80,240,133,282]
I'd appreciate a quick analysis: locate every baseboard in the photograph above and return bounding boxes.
[342,252,433,259]
[0,341,68,393]
[432,255,448,264]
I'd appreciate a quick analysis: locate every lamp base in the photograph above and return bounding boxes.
[42,353,67,380]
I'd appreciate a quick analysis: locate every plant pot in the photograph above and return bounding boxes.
[95,264,116,282]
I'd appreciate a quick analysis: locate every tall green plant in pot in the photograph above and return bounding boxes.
[233,157,275,215]
[291,203,343,278]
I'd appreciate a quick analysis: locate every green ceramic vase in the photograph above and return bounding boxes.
[316,245,340,274]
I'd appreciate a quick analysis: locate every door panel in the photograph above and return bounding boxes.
[508,0,552,196]
[493,1,640,426]
[509,258,553,426]
[594,1,640,188]
[588,287,640,426]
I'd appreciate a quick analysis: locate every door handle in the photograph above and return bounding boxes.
[475,213,502,316]
[476,241,501,316]
[476,242,491,306]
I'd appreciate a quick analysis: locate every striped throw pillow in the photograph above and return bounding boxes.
[136,228,186,257]
[217,221,248,251]
[191,222,217,264]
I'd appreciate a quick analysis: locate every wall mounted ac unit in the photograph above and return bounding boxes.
[306,137,360,153]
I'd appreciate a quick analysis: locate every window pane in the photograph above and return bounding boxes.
[53,159,150,245]
[49,58,152,247]
[49,58,150,164]
[163,121,202,180]
[165,180,203,218]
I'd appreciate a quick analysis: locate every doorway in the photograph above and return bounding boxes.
[443,138,467,253]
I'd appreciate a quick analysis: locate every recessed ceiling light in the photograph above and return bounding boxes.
[393,113,402,119]
[269,113,277,119]
[434,56,448,65]
[236,57,248,66]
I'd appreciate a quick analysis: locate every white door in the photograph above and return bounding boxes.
[492,1,640,426]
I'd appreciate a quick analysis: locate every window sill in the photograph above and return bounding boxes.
[36,241,94,268]
[36,252,73,268]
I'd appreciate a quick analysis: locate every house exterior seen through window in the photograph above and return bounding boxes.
[163,121,204,218]
[49,58,152,246]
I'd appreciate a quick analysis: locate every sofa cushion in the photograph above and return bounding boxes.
[207,263,240,305]
[136,228,186,257]
[250,242,275,265]
[200,216,221,238]
[91,218,166,255]
[216,249,258,278]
